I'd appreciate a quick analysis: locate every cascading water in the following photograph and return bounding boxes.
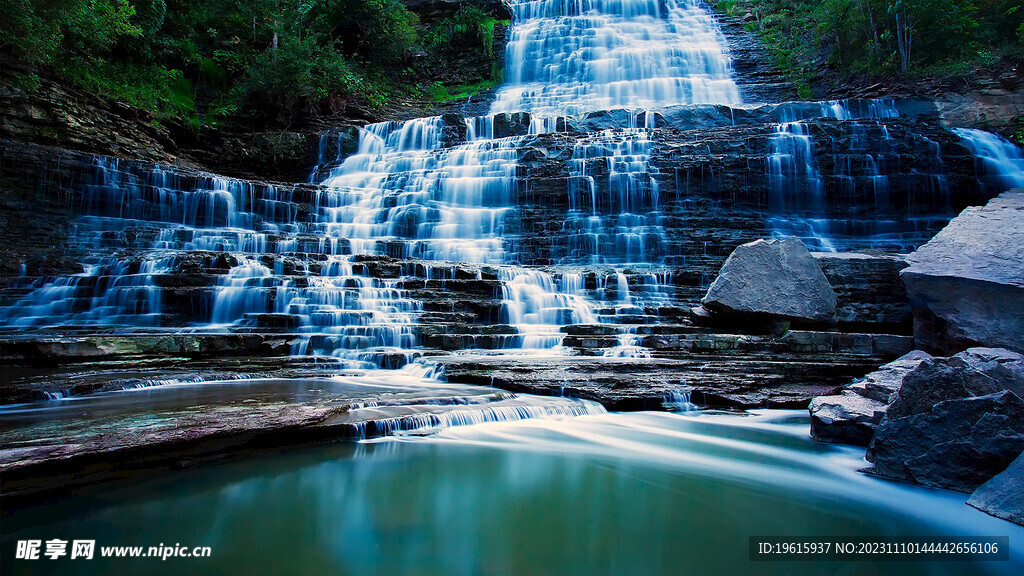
[492,0,741,118]
[294,0,748,352]
[3,0,1022,372]
[953,128,1024,191]
[762,99,959,252]
[479,0,741,349]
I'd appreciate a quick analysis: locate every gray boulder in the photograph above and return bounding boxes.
[968,450,1024,526]
[900,190,1024,355]
[887,348,1024,419]
[809,351,932,445]
[866,390,1024,492]
[808,391,888,446]
[701,237,837,322]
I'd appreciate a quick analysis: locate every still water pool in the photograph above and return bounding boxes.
[2,410,1021,575]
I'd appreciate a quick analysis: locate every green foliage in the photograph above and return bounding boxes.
[1012,117,1024,146]
[235,35,390,119]
[306,0,418,64]
[723,0,1023,82]
[0,0,142,62]
[0,0,497,125]
[11,72,42,93]
[422,6,501,55]
[427,77,501,103]
[64,59,196,117]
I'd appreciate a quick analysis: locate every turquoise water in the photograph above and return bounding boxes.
[3,410,1022,575]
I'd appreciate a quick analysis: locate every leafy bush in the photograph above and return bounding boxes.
[0,0,141,62]
[423,6,502,55]
[66,60,196,117]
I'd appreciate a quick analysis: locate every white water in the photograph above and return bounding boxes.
[954,128,1024,190]
[492,0,741,118]
[290,0,746,353]
[2,1,1022,367]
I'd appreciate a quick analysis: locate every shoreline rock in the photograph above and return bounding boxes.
[0,378,595,502]
[967,451,1024,527]
[864,348,1024,492]
[900,190,1024,355]
[809,350,932,445]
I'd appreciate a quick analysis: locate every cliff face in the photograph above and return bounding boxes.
[0,101,990,305]
[0,1,1016,367]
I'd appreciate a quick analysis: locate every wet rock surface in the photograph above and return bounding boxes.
[809,350,932,445]
[865,348,1024,492]
[901,190,1024,355]
[427,336,899,410]
[968,450,1024,527]
[700,238,837,322]
[0,374,599,501]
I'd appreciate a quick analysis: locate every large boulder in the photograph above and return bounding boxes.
[865,348,1024,492]
[867,391,1024,492]
[900,190,1024,355]
[886,348,1024,419]
[967,450,1024,527]
[700,237,837,322]
[809,350,932,445]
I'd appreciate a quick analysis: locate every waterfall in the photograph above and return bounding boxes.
[4,1,1022,368]
[492,0,741,118]
[953,128,1024,191]
[762,99,950,253]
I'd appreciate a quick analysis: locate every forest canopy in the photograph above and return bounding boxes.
[720,0,1024,94]
[0,0,503,125]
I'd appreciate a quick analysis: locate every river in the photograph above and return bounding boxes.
[3,406,1021,575]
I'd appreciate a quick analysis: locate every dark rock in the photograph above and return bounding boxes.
[866,390,1024,492]
[886,348,1024,419]
[440,112,468,147]
[900,190,1024,355]
[809,350,932,445]
[701,237,837,322]
[857,350,935,402]
[967,450,1024,526]
[492,112,531,138]
[809,391,889,446]
[431,351,885,411]
[710,10,797,103]
[813,252,911,333]
[578,109,635,131]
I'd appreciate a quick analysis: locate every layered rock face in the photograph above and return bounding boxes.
[901,190,1024,355]
[0,103,993,334]
[0,99,1013,383]
[814,252,912,332]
